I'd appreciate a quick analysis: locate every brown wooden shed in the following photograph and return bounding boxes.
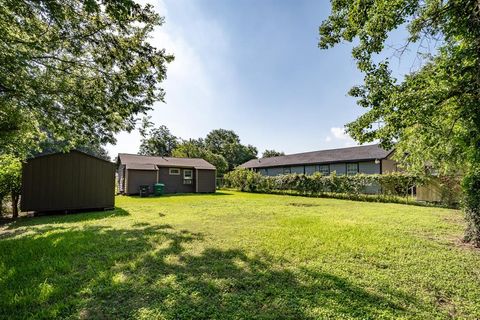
[117,154,216,195]
[21,150,115,212]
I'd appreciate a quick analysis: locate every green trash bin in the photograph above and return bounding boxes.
[154,183,165,196]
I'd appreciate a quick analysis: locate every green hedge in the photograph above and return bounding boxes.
[224,168,424,201]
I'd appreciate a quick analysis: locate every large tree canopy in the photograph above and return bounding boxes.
[319,0,480,244]
[262,150,285,158]
[138,119,178,157]
[172,139,228,176]
[205,129,257,171]
[0,0,173,157]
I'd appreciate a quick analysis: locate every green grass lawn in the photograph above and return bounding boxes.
[1,191,479,319]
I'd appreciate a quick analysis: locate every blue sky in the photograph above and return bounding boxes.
[107,0,414,157]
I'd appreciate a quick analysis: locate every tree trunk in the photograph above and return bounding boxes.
[11,193,19,219]
[463,167,480,247]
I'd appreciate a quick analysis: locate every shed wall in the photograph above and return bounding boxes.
[21,152,115,212]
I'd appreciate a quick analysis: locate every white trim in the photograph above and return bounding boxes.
[183,169,193,179]
[169,168,181,175]
[195,169,199,192]
[183,169,193,185]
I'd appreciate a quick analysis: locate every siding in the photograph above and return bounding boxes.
[196,169,216,193]
[381,159,397,173]
[157,167,195,194]
[126,169,157,195]
[358,161,380,174]
[21,151,115,212]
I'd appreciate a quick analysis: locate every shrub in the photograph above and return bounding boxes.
[438,175,462,207]
[0,155,22,218]
[224,169,425,203]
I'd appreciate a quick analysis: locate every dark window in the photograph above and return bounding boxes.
[346,163,359,175]
[183,169,193,184]
[318,164,330,176]
[169,168,180,175]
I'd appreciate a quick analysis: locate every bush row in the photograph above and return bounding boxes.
[223,168,423,198]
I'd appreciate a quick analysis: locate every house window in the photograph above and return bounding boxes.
[283,167,291,174]
[183,169,193,184]
[318,164,330,176]
[169,168,181,175]
[346,163,359,175]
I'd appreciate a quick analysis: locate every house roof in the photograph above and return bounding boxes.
[125,163,158,171]
[118,153,216,170]
[239,144,393,169]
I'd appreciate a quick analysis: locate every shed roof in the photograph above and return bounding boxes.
[29,149,113,164]
[118,153,216,170]
[239,144,393,169]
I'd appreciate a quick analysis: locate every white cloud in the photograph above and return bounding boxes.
[330,127,349,140]
[325,127,357,147]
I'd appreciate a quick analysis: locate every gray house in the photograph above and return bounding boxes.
[239,144,396,176]
[117,154,216,195]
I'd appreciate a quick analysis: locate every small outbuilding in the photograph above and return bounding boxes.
[21,150,115,213]
[117,154,216,195]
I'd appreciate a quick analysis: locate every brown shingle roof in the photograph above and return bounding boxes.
[118,153,216,170]
[239,144,393,169]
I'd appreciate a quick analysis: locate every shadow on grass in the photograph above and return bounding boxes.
[0,219,423,319]
[126,191,234,199]
[2,207,130,230]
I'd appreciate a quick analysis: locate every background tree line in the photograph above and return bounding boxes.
[138,119,284,176]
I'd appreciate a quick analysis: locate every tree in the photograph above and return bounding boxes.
[262,150,285,158]
[319,0,480,245]
[173,139,228,176]
[36,133,111,161]
[139,120,178,156]
[205,129,257,170]
[205,129,241,154]
[0,155,21,218]
[0,0,174,158]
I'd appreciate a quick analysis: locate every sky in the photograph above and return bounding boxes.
[106,0,415,158]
